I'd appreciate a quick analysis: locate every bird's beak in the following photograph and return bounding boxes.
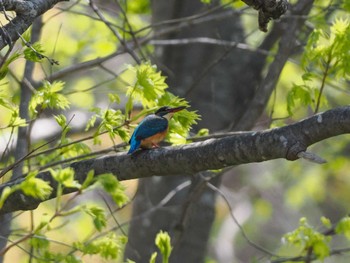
[168,106,186,113]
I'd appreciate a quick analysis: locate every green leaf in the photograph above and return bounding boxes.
[157,94,200,138]
[0,186,15,209]
[321,216,332,229]
[54,114,67,128]
[115,126,130,142]
[301,72,315,82]
[21,31,31,44]
[336,216,350,239]
[89,108,126,142]
[108,93,121,104]
[85,114,97,131]
[125,96,134,118]
[83,205,107,232]
[124,62,200,145]
[95,174,129,207]
[74,233,127,259]
[302,17,350,80]
[34,214,51,233]
[30,234,50,250]
[37,140,90,167]
[81,170,95,190]
[20,171,53,200]
[65,255,82,263]
[155,231,172,263]
[126,0,150,14]
[196,128,209,137]
[50,168,81,189]
[286,84,313,116]
[127,63,168,107]
[24,42,45,62]
[30,81,70,116]
[149,252,157,263]
[54,114,71,141]
[0,52,21,80]
[0,96,26,130]
[283,217,331,260]
[168,133,186,145]
[6,108,26,128]
[0,94,14,110]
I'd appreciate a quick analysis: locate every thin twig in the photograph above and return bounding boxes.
[0,233,33,256]
[314,52,332,114]
[206,181,278,257]
[0,115,76,178]
[89,0,141,64]
[99,193,127,236]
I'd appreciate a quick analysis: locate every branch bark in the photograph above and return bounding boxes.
[0,0,67,50]
[241,0,289,32]
[0,106,349,215]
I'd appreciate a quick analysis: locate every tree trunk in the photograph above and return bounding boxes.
[0,18,42,262]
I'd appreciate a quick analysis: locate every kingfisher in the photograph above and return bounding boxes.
[128,106,186,154]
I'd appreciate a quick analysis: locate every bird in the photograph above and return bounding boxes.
[128,106,186,154]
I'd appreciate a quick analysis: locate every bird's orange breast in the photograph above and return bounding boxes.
[140,129,168,149]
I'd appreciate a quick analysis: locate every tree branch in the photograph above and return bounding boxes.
[0,106,349,214]
[241,0,289,32]
[234,0,315,130]
[0,0,68,50]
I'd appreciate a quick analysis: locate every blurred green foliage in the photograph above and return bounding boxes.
[287,17,350,114]
[283,217,331,260]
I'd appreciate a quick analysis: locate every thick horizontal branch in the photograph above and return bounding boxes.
[0,106,350,214]
[0,0,67,50]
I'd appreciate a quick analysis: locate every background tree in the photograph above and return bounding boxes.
[0,0,349,263]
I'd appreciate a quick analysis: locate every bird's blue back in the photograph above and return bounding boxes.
[128,114,168,154]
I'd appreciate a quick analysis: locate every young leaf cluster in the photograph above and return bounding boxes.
[0,92,26,129]
[126,63,168,108]
[287,18,350,115]
[86,107,129,144]
[94,173,129,207]
[335,216,350,240]
[30,81,70,117]
[0,79,26,129]
[0,170,52,209]
[282,217,331,260]
[150,231,173,263]
[0,52,21,80]
[19,170,53,200]
[83,205,107,232]
[74,233,127,260]
[303,18,350,79]
[126,63,200,145]
[85,62,199,148]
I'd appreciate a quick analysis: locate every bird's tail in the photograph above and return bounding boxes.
[128,138,141,154]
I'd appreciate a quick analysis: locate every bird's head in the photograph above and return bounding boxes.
[155,106,186,120]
